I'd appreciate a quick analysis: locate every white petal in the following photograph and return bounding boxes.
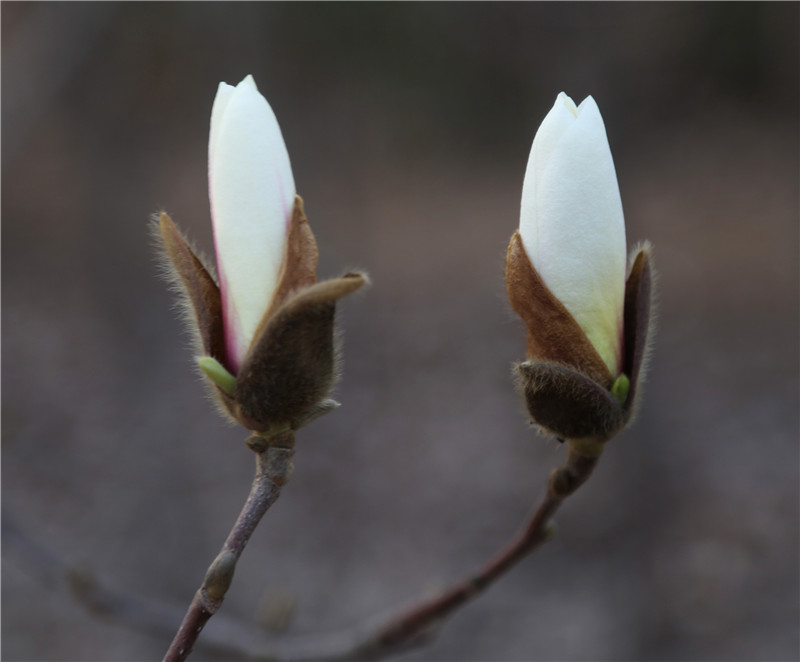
[529,93,578,189]
[520,94,627,374]
[520,92,578,269]
[209,75,296,371]
[209,82,235,167]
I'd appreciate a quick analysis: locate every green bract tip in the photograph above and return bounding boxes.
[611,373,630,406]
[198,356,237,396]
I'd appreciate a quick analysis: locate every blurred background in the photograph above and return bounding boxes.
[2,3,798,661]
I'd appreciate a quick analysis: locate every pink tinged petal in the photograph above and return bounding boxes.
[520,93,627,375]
[209,75,296,373]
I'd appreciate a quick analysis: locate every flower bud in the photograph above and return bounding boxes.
[506,93,654,442]
[209,75,296,374]
[157,76,367,433]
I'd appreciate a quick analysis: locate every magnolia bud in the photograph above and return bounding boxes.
[209,74,297,374]
[157,76,367,434]
[506,93,654,442]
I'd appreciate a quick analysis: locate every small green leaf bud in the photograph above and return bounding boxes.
[611,374,630,406]
[197,356,237,396]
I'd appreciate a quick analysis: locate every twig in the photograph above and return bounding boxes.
[7,438,602,661]
[347,439,603,659]
[162,429,296,662]
[2,512,266,659]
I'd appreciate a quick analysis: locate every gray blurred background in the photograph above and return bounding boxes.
[3,3,798,661]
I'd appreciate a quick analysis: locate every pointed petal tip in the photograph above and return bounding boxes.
[240,74,257,89]
[556,91,579,116]
[576,96,603,124]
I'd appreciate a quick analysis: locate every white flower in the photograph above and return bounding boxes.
[209,75,296,373]
[519,92,627,375]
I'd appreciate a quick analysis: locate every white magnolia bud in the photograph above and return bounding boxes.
[209,75,296,372]
[519,92,627,375]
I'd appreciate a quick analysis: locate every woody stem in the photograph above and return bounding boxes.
[162,430,296,662]
[350,440,603,659]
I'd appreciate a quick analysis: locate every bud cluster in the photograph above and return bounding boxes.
[157,80,652,445]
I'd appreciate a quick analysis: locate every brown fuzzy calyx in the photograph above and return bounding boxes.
[506,232,655,442]
[621,245,654,418]
[264,195,320,319]
[516,361,624,441]
[157,196,368,434]
[158,212,226,363]
[235,273,367,431]
[505,231,612,388]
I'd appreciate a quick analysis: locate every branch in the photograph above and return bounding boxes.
[347,439,602,659]
[3,509,337,660]
[6,438,602,661]
[163,429,296,662]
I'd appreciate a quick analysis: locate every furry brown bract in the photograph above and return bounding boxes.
[506,231,654,442]
[158,195,368,433]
